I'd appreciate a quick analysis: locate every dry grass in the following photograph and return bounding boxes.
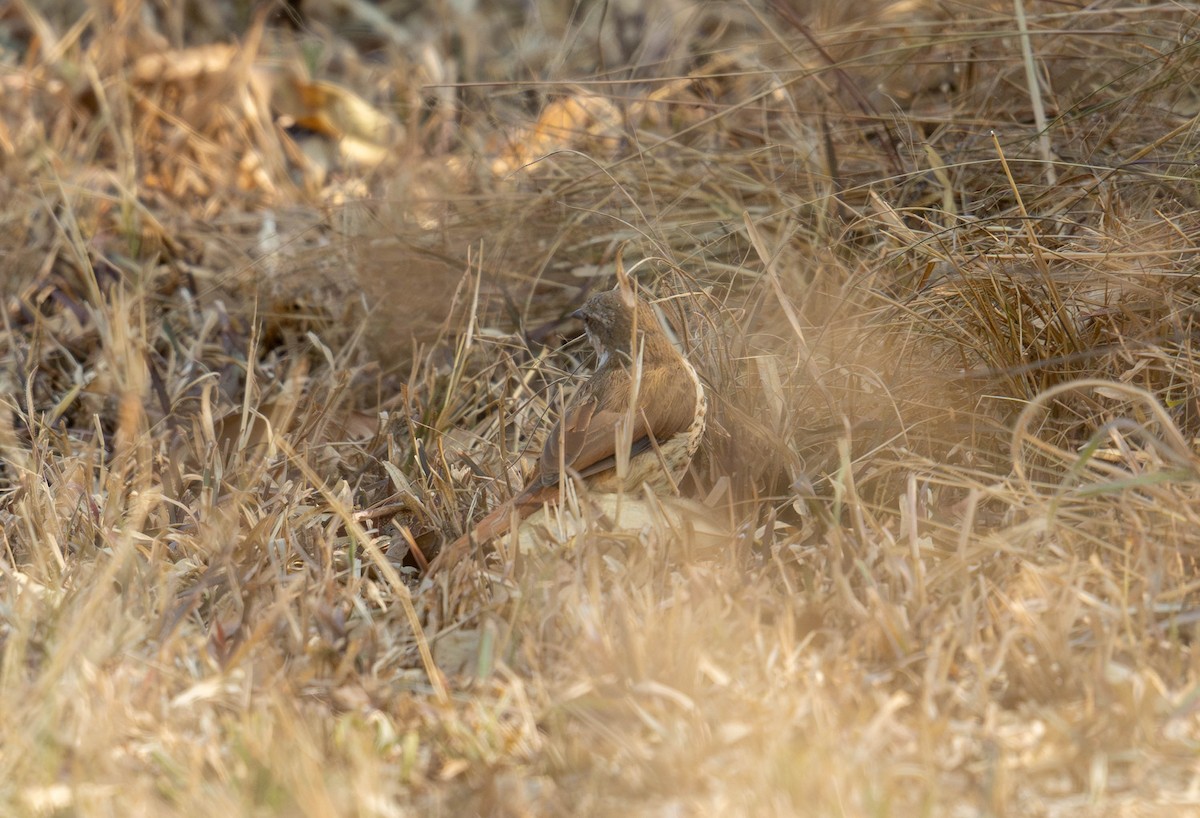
[3,0,1200,815]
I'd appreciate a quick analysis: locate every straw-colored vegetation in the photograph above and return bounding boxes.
[2,0,1199,814]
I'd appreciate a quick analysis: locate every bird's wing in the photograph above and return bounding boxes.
[537,365,696,486]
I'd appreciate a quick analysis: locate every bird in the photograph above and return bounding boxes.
[424,286,707,575]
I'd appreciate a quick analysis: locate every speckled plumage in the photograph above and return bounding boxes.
[426,288,706,574]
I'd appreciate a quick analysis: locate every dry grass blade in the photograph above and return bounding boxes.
[3,1,1200,815]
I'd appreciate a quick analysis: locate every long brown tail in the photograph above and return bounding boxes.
[424,484,555,576]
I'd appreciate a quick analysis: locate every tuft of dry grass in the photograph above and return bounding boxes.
[3,1,1200,815]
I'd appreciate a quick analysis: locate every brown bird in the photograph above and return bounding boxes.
[425,286,707,575]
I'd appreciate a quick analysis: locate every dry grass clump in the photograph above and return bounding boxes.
[3,0,1200,815]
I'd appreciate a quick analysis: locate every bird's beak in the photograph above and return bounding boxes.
[571,308,585,320]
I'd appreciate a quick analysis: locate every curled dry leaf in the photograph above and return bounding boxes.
[490,91,622,176]
[271,73,401,167]
[131,44,239,84]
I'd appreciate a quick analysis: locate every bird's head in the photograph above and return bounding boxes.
[573,288,674,363]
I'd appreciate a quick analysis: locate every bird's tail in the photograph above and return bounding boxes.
[424,484,554,576]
